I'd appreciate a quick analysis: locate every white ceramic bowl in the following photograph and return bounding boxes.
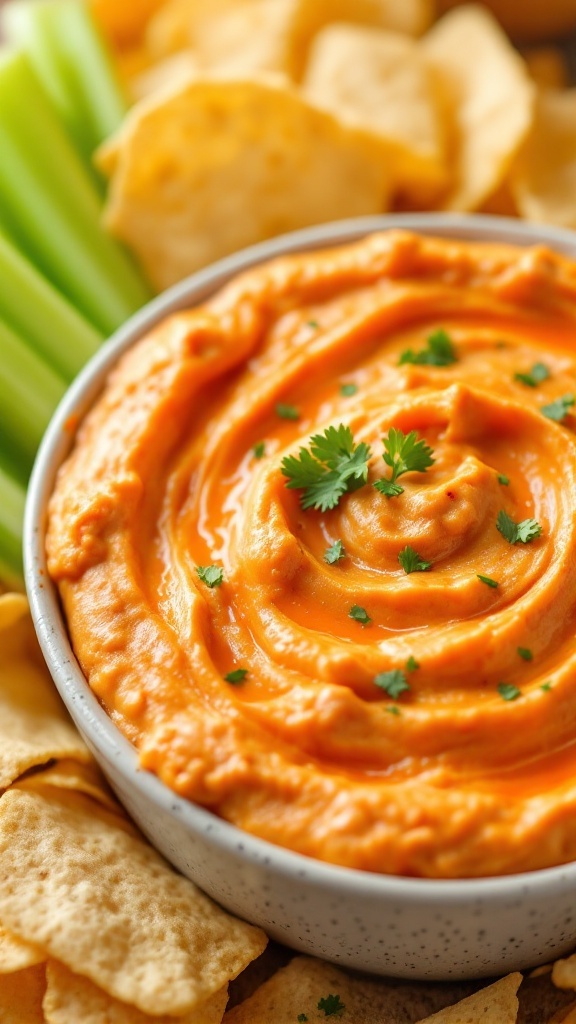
[25,213,576,981]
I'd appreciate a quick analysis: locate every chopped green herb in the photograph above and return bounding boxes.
[298,1016,308,1023]
[399,328,457,367]
[477,574,498,588]
[340,382,358,396]
[406,655,420,672]
[541,682,552,692]
[497,682,521,702]
[307,320,319,329]
[541,393,575,422]
[374,427,435,498]
[349,605,371,626]
[276,402,300,421]
[281,424,371,511]
[517,647,533,662]
[496,510,542,545]
[514,362,550,387]
[374,669,410,699]
[497,474,510,486]
[398,546,432,574]
[385,704,401,716]
[324,539,345,564]
[196,565,223,588]
[253,441,266,459]
[318,994,345,1017]
[224,668,248,684]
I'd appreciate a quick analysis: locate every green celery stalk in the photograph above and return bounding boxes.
[0,229,102,381]
[0,53,151,335]
[0,317,67,479]
[0,462,25,589]
[2,0,127,172]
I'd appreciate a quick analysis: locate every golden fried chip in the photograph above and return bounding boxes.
[523,48,568,91]
[43,960,228,1024]
[146,0,433,68]
[553,952,576,991]
[0,787,266,1017]
[547,1004,576,1023]
[414,973,521,1023]
[89,0,165,48]
[422,5,534,211]
[224,955,478,1023]
[303,23,446,201]
[14,757,121,814]
[0,595,90,787]
[0,926,44,974]
[129,50,201,102]
[101,77,390,290]
[0,964,45,1024]
[511,88,576,230]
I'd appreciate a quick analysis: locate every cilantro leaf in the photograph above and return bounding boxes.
[497,682,521,702]
[517,647,533,661]
[399,328,457,367]
[374,669,410,699]
[224,668,248,684]
[349,605,371,626]
[541,682,552,692]
[276,402,300,421]
[340,382,358,396]
[514,362,550,387]
[541,393,575,422]
[307,320,319,329]
[298,1016,308,1023]
[386,704,401,716]
[477,574,498,588]
[196,565,223,588]
[318,994,345,1017]
[374,428,435,499]
[373,478,404,498]
[253,441,266,459]
[324,539,345,564]
[497,510,542,545]
[406,655,420,672]
[497,473,510,485]
[398,545,432,574]
[281,424,371,512]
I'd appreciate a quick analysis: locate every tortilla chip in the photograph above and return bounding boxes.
[422,6,534,211]
[129,50,201,102]
[43,960,228,1024]
[101,77,390,290]
[553,953,576,991]
[0,964,45,1024]
[224,955,478,1023]
[414,973,521,1022]
[511,88,576,230]
[146,0,433,67]
[303,23,446,201]
[547,1004,576,1024]
[0,926,44,973]
[14,756,123,814]
[0,787,266,1016]
[523,48,568,91]
[89,0,164,48]
[0,594,90,788]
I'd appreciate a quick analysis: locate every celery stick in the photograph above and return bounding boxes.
[0,53,151,335]
[0,229,102,381]
[2,0,127,170]
[0,317,67,476]
[0,462,25,589]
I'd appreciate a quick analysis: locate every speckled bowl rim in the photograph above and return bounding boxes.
[24,211,576,904]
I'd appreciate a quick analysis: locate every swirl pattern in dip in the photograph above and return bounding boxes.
[47,232,576,877]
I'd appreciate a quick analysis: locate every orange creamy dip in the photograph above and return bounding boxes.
[47,232,576,878]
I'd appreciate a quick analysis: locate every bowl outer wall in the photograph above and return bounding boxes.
[24,213,576,979]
